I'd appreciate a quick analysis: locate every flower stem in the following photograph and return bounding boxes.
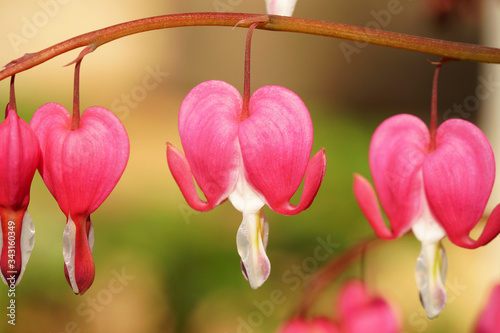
[241,21,263,120]
[429,58,451,151]
[71,60,82,130]
[8,75,16,117]
[295,237,380,318]
[2,13,500,82]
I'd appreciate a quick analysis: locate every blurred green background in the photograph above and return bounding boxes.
[1,1,499,332]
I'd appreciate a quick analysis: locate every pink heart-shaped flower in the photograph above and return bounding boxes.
[31,102,129,294]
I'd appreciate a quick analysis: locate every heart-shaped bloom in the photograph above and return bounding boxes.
[30,103,129,295]
[167,80,326,289]
[265,0,298,16]
[354,114,500,318]
[0,104,39,286]
[475,283,500,333]
[336,280,400,333]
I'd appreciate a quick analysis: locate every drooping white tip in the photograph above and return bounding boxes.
[415,241,448,318]
[237,210,270,289]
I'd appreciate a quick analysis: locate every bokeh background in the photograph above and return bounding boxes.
[1,1,500,332]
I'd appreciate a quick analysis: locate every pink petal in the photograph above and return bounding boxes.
[176,80,241,208]
[353,174,395,239]
[239,85,324,215]
[338,280,372,316]
[265,0,298,16]
[355,114,428,239]
[475,283,500,333]
[0,105,40,211]
[0,105,39,285]
[30,103,129,216]
[63,215,95,295]
[279,318,309,333]
[423,119,500,248]
[166,143,213,211]
[338,280,400,333]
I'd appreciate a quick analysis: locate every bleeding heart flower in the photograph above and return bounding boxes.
[265,0,298,16]
[475,283,500,333]
[0,104,39,286]
[30,103,129,295]
[167,80,326,289]
[279,280,400,333]
[337,280,401,333]
[354,114,500,318]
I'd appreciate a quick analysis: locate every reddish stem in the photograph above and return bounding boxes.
[2,13,500,82]
[8,75,17,117]
[241,22,261,120]
[429,58,451,151]
[71,60,82,130]
[295,237,381,317]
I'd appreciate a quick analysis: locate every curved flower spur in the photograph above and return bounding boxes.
[30,60,130,295]
[167,80,326,289]
[353,62,500,318]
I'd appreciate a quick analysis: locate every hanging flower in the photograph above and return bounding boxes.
[265,0,298,16]
[278,280,400,333]
[336,280,400,333]
[353,114,500,318]
[0,104,39,286]
[30,103,129,295]
[475,283,500,333]
[167,80,326,289]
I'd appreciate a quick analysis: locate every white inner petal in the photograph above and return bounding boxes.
[228,169,266,214]
[62,215,79,294]
[236,210,271,289]
[0,213,36,286]
[415,241,448,318]
[411,182,446,244]
[16,211,36,285]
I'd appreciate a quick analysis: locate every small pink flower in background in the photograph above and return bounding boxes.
[336,280,400,333]
[30,103,129,295]
[266,0,298,16]
[0,104,39,285]
[167,80,326,289]
[475,283,500,333]
[278,280,400,333]
[354,114,500,318]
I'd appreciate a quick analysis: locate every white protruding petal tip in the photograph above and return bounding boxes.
[63,216,79,294]
[16,212,36,285]
[265,0,297,16]
[237,210,270,289]
[415,241,448,318]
